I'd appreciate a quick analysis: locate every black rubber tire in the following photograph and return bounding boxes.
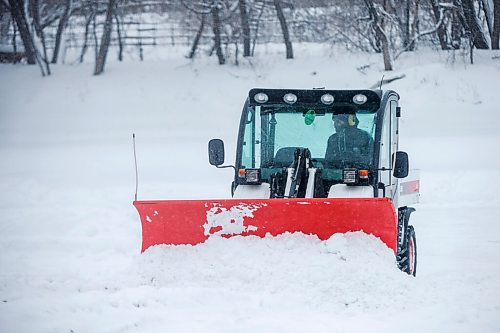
[398,225,417,276]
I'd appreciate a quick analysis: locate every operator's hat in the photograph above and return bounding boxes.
[333,113,359,126]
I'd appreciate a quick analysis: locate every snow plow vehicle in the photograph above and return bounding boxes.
[134,88,420,275]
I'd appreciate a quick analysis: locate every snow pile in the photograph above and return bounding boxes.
[108,233,414,332]
[138,232,404,308]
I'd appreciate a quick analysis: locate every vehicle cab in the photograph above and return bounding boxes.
[209,88,419,208]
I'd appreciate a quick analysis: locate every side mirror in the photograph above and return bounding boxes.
[208,139,225,166]
[393,151,409,178]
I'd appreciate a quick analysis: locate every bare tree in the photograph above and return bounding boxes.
[481,0,494,39]
[29,0,51,74]
[428,0,450,49]
[393,5,453,59]
[7,0,37,64]
[386,0,412,50]
[273,0,293,59]
[181,0,232,65]
[250,0,266,56]
[402,0,411,49]
[460,0,489,49]
[79,1,96,63]
[94,0,118,75]
[188,14,207,59]
[493,0,500,49]
[52,0,72,64]
[211,1,225,64]
[114,11,123,61]
[238,0,251,57]
[364,0,392,70]
[451,0,463,48]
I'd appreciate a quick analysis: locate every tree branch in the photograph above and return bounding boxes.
[394,7,447,60]
[370,74,406,89]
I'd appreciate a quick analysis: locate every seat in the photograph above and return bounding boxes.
[273,147,302,168]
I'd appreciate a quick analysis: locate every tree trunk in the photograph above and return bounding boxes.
[92,14,98,60]
[12,19,18,53]
[461,0,490,49]
[493,0,500,49]
[94,0,117,75]
[404,0,411,49]
[410,0,420,50]
[273,0,293,59]
[0,6,11,37]
[30,0,51,75]
[429,0,449,49]
[188,14,206,59]
[7,0,37,64]
[211,3,225,65]
[481,0,494,39]
[452,1,463,48]
[238,0,251,57]
[52,0,72,64]
[114,13,123,61]
[234,40,239,65]
[385,0,409,50]
[251,1,266,56]
[80,13,93,63]
[364,0,392,71]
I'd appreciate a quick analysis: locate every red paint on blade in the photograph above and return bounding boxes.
[133,198,397,253]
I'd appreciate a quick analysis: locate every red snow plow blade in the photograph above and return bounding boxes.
[134,198,398,253]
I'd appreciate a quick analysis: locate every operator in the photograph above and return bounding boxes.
[325,113,373,166]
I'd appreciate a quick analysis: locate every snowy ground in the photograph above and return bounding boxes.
[1,44,500,332]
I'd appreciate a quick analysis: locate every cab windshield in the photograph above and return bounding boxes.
[240,105,377,181]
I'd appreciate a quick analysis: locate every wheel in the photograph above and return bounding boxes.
[406,225,417,276]
[397,225,417,276]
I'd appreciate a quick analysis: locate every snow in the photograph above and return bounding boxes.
[204,203,264,236]
[1,44,500,332]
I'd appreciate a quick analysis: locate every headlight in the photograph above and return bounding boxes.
[254,93,269,103]
[342,168,370,185]
[283,93,297,104]
[343,168,357,184]
[241,168,261,184]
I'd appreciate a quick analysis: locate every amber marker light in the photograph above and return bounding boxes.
[238,168,246,177]
[359,169,369,179]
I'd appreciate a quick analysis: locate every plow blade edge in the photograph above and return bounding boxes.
[134,198,397,253]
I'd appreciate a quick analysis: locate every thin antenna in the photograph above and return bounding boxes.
[133,133,139,201]
[379,75,385,90]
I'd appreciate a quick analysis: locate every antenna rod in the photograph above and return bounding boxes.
[379,75,385,90]
[133,133,139,201]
